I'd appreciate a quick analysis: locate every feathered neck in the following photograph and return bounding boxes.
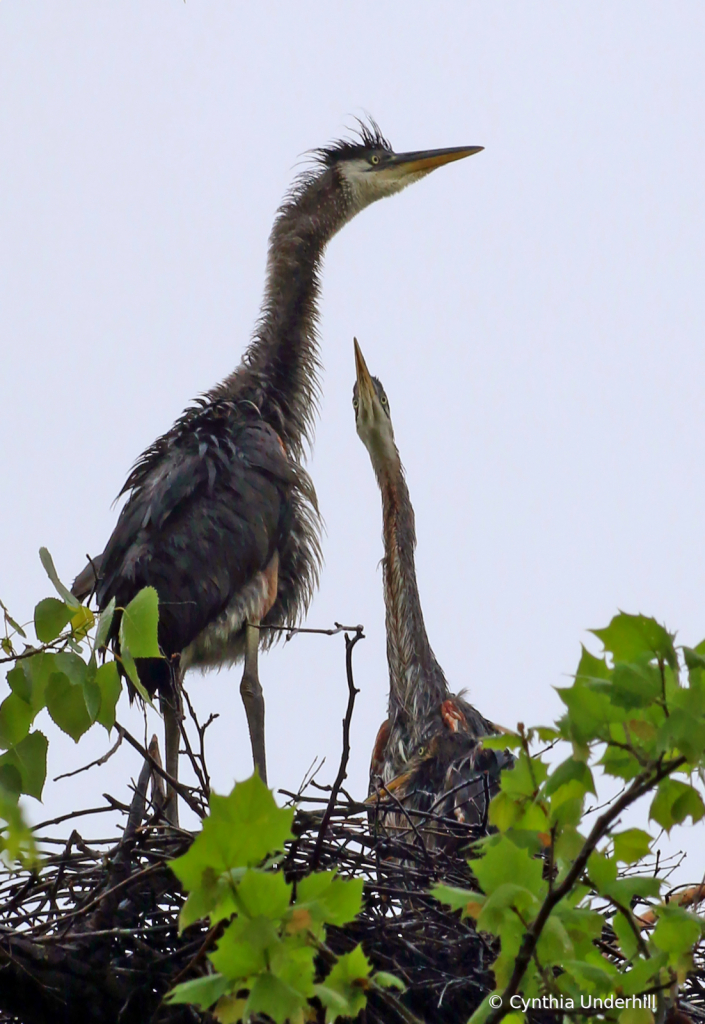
[375,446,450,734]
[211,165,354,459]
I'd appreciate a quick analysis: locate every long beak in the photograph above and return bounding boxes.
[354,337,376,406]
[364,770,412,804]
[385,145,483,175]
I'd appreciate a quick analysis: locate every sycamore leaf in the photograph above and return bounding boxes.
[165,974,229,1008]
[613,828,652,864]
[171,774,294,892]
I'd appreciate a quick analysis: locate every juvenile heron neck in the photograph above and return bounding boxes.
[216,169,353,459]
[375,450,450,729]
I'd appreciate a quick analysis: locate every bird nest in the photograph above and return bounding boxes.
[2,771,705,1024]
[0,761,499,1024]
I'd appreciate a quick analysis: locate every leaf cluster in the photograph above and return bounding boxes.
[0,549,161,864]
[166,773,402,1024]
[433,613,705,1024]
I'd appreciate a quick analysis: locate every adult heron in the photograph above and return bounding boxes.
[73,122,483,819]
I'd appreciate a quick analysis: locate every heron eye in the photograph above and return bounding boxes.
[380,395,387,405]
[370,154,380,165]
[417,746,426,757]
[352,397,359,410]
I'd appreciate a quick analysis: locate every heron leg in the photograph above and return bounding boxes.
[160,661,184,827]
[240,622,267,784]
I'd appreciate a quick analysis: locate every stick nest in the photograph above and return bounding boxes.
[0,779,704,1024]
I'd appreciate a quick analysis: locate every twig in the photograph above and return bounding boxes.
[115,722,205,818]
[53,730,124,781]
[256,620,364,643]
[310,626,364,870]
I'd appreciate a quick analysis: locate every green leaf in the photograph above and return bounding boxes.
[431,882,484,915]
[53,651,88,687]
[237,869,291,919]
[95,662,121,729]
[372,971,405,991]
[619,951,668,996]
[651,904,703,955]
[603,876,661,904]
[119,647,153,705]
[613,828,652,864]
[245,973,307,1024]
[545,757,596,796]
[0,694,33,749]
[314,945,371,1024]
[656,709,705,762]
[46,671,92,742]
[561,958,615,995]
[472,836,545,899]
[39,547,80,610]
[70,605,94,640]
[0,731,48,799]
[610,661,662,709]
[165,974,229,1008]
[310,876,364,927]
[94,597,116,650]
[591,613,676,669]
[6,665,31,704]
[587,850,618,891]
[171,774,294,892]
[209,916,273,977]
[612,909,640,960]
[650,778,705,832]
[119,587,161,658]
[619,1009,655,1024]
[34,598,73,643]
[0,600,27,639]
[501,751,548,799]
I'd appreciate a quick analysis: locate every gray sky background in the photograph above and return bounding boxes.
[2,4,705,876]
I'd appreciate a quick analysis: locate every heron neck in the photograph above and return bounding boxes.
[215,168,353,459]
[376,451,450,728]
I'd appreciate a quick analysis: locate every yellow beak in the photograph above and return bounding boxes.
[353,337,377,406]
[385,145,483,175]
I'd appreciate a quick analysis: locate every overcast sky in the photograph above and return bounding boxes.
[2,4,705,877]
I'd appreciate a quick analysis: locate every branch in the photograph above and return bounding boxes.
[115,722,205,819]
[256,621,364,643]
[310,626,364,870]
[484,755,687,1024]
[53,730,124,781]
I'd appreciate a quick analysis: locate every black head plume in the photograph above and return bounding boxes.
[315,116,392,167]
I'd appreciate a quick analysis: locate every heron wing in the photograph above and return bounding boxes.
[96,416,295,659]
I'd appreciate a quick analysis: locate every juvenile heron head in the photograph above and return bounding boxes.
[353,338,397,469]
[319,120,483,213]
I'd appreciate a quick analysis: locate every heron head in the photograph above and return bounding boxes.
[319,119,483,212]
[353,338,397,467]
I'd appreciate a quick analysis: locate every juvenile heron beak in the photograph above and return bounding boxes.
[384,145,483,176]
[365,769,413,804]
[354,337,376,411]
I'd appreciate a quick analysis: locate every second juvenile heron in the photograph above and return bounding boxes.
[353,339,509,840]
[73,122,483,818]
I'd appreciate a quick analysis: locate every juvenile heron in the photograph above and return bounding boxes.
[353,339,509,842]
[73,122,483,817]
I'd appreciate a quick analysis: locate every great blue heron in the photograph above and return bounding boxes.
[353,339,509,843]
[73,122,483,819]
